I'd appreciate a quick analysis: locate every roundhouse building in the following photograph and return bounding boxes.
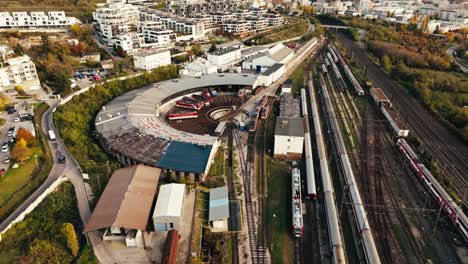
[95,73,258,182]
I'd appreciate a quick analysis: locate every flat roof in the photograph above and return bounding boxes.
[209,186,229,221]
[96,73,258,171]
[134,49,170,58]
[153,184,185,218]
[84,165,161,232]
[275,117,304,137]
[209,46,240,56]
[156,141,213,174]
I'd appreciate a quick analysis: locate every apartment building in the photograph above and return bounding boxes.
[93,2,140,40]
[246,16,269,31]
[133,49,171,71]
[139,9,205,40]
[139,21,176,47]
[0,51,39,89]
[110,32,145,55]
[0,11,80,29]
[167,0,244,16]
[222,20,250,34]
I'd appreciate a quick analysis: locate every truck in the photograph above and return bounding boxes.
[48,130,56,141]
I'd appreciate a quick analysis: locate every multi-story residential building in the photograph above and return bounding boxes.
[133,49,171,71]
[110,32,145,55]
[222,20,250,34]
[140,21,176,47]
[232,9,251,20]
[265,13,284,26]
[192,14,216,29]
[246,16,269,31]
[93,2,140,40]
[167,0,244,16]
[139,9,205,40]
[0,50,39,89]
[211,12,236,24]
[0,11,80,29]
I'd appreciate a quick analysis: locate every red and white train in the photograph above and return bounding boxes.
[260,106,270,119]
[397,138,468,242]
[167,111,198,120]
[292,168,304,238]
[176,100,203,110]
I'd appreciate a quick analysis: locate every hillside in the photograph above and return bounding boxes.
[0,0,104,21]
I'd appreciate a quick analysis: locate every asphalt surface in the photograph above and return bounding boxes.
[337,32,468,199]
[446,45,468,74]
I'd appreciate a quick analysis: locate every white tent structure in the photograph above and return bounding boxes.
[152,183,185,231]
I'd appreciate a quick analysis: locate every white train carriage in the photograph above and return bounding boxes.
[301,88,317,199]
[292,168,304,237]
[321,64,328,74]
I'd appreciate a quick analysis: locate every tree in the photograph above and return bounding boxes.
[381,55,392,72]
[26,239,71,264]
[11,146,31,163]
[16,138,27,148]
[16,128,36,144]
[61,223,79,257]
[0,92,9,110]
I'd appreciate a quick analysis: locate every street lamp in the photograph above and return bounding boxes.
[34,154,38,170]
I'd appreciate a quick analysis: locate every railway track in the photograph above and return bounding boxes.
[375,129,427,263]
[233,129,266,264]
[294,238,304,264]
[227,127,240,264]
[337,33,468,198]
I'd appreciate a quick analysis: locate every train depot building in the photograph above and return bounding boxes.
[274,88,304,160]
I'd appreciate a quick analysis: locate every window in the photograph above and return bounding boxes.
[169,223,174,228]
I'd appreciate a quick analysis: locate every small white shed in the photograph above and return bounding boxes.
[152,184,185,232]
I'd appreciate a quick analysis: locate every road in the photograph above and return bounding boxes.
[446,45,468,73]
[337,33,468,200]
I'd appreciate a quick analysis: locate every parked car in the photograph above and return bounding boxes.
[0,168,5,176]
[2,144,9,153]
[13,116,20,122]
[4,157,9,164]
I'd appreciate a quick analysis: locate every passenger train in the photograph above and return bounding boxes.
[292,168,304,238]
[396,138,468,242]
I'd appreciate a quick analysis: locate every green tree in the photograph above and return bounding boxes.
[61,223,79,257]
[26,239,71,264]
[381,55,392,72]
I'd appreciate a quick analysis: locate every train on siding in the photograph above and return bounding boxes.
[330,44,364,96]
[396,138,468,242]
[292,168,304,238]
[167,111,198,120]
[300,88,317,199]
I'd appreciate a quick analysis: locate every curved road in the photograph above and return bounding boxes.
[446,45,468,74]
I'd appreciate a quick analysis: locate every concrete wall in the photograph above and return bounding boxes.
[0,176,69,241]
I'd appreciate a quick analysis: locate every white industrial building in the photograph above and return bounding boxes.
[257,63,285,87]
[0,11,80,29]
[179,57,218,77]
[207,46,242,71]
[152,183,186,232]
[0,49,40,90]
[242,43,294,73]
[133,49,171,71]
[274,117,305,160]
[209,186,230,232]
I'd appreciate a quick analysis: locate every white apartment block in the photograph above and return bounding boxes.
[246,16,269,31]
[111,32,145,55]
[0,54,39,89]
[133,49,171,71]
[222,20,250,34]
[93,3,140,40]
[139,9,205,40]
[0,11,80,29]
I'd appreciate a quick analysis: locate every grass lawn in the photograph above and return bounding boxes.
[265,157,294,264]
[191,190,209,261]
[0,146,42,205]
